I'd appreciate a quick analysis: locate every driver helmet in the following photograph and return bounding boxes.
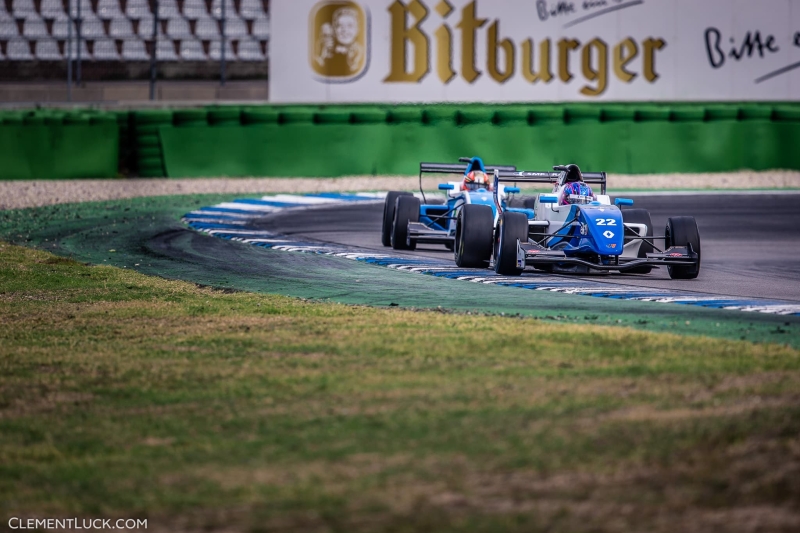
[463,170,491,191]
[564,164,583,183]
[560,164,595,205]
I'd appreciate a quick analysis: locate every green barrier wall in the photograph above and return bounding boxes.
[0,110,119,180]
[1,104,799,179]
[153,103,800,178]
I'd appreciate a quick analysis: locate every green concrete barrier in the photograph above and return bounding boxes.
[1,103,800,179]
[0,109,118,180]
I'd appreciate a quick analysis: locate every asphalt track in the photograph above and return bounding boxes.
[255,192,800,303]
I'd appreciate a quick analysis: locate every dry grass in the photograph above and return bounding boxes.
[1,242,799,532]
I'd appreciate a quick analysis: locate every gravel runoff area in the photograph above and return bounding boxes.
[1,170,799,210]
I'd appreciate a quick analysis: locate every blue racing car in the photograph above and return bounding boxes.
[382,157,537,267]
[478,165,701,278]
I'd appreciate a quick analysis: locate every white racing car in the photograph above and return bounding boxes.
[456,165,701,278]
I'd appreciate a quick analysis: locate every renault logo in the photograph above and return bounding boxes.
[309,1,369,81]
[603,230,614,238]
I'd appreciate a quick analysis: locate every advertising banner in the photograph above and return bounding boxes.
[270,0,800,103]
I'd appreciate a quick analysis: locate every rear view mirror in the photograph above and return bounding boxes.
[439,183,455,190]
[539,195,558,204]
[505,187,520,194]
[614,198,634,206]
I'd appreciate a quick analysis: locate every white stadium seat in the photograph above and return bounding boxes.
[108,17,132,37]
[207,38,233,60]
[0,19,19,37]
[155,0,180,19]
[87,13,106,36]
[156,38,177,60]
[93,37,119,59]
[51,18,76,38]
[238,0,262,19]
[221,14,246,38]
[125,0,152,18]
[251,15,268,39]
[194,16,218,39]
[39,0,64,18]
[11,0,38,19]
[121,37,148,59]
[96,0,122,19]
[135,14,157,36]
[62,37,90,58]
[179,37,205,60]
[23,16,48,37]
[236,37,263,61]
[7,38,33,59]
[66,0,93,18]
[35,38,62,59]
[210,0,239,20]
[182,0,207,20]
[165,16,190,37]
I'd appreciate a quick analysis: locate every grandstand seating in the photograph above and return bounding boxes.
[0,0,269,61]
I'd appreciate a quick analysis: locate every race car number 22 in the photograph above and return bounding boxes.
[595,218,616,226]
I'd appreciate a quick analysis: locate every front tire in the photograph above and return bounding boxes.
[622,208,653,274]
[665,216,701,280]
[454,204,493,268]
[391,195,420,250]
[382,191,413,246]
[494,212,528,276]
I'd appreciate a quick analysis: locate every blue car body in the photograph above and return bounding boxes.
[411,157,533,246]
[547,203,625,257]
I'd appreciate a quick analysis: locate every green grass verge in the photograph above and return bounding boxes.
[2,243,800,532]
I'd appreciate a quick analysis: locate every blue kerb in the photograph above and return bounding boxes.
[190,207,274,215]
[183,214,250,221]
[230,199,307,208]
[307,193,376,201]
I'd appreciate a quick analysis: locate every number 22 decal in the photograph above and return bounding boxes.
[595,218,616,226]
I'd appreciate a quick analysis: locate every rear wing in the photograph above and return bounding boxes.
[493,166,607,213]
[418,158,517,201]
[419,158,517,175]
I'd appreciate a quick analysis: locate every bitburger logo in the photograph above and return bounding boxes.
[309,1,369,81]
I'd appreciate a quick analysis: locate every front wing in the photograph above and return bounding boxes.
[408,222,453,245]
[517,241,699,272]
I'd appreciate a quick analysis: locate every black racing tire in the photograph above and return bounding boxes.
[622,208,653,274]
[391,195,420,250]
[382,191,413,246]
[454,204,494,268]
[494,212,528,276]
[665,216,701,280]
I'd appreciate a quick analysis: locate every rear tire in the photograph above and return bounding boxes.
[454,204,493,268]
[622,208,653,274]
[391,195,420,250]
[665,216,701,280]
[494,212,528,276]
[382,191,413,246]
